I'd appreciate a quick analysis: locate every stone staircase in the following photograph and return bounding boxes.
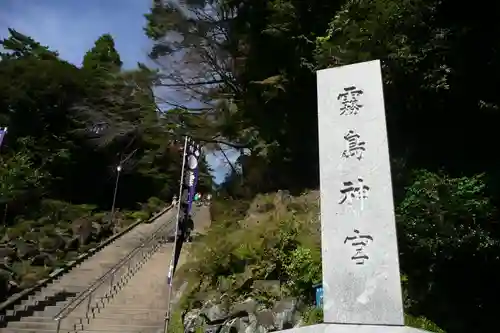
[78,244,175,333]
[0,207,178,333]
[78,206,211,333]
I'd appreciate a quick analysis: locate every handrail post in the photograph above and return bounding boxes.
[109,270,115,291]
[163,313,170,333]
[55,318,61,333]
[86,290,93,318]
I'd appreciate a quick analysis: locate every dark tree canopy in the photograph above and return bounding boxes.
[0,29,213,300]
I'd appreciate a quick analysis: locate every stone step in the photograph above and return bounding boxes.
[5,320,76,331]
[1,207,178,333]
[82,322,162,330]
[80,208,211,332]
[0,208,173,333]
[0,329,143,333]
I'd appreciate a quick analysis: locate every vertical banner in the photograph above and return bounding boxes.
[0,127,7,150]
[171,137,200,275]
[186,141,200,213]
[164,136,200,333]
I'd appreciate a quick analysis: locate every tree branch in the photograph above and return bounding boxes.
[215,142,238,175]
[155,79,224,87]
[192,136,249,149]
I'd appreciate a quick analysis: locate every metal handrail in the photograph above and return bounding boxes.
[52,206,176,332]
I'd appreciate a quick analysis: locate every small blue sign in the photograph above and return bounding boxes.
[314,284,323,307]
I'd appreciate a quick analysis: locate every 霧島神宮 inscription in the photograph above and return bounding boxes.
[344,229,374,265]
[338,177,370,207]
[338,85,373,264]
[276,59,431,333]
[342,130,366,160]
[338,86,364,115]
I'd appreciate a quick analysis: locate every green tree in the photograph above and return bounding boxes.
[82,33,123,72]
[0,146,49,223]
[0,28,58,60]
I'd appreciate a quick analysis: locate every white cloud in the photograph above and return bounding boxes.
[205,145,241,184]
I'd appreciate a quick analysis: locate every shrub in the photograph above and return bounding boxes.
[147,196,164,212]
[180,191,322,306]
[130,210,150,221]
[405,314,446,333]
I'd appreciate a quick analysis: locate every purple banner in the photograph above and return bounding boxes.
[0,127,7,149]
[187,168,198,213]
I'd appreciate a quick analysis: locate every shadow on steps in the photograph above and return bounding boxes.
[0,290,77,327]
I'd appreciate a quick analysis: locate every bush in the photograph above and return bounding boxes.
[180,191,321,307]
[302,306,323,325]
[37,199,97,224]
[130,210,150,221]
[405,314,446,333]
[0,195,170,302]
[147,196,164,212]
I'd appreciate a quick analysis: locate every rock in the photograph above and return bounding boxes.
[185,297,302,333]
[231,298,258,315]
[0,245,15,259]
[204,325,222,333]
[220,317,245,333]
[92,221,112,242]
[293,318,305,328]
[245,313,268,333]
[0,245,16,265]
[184,309,205,333]
[253,280,281,297]
[66,236,80,251]
[13,240,39,259]
[202,299,230,322]
[30,252,55,266]
[272,298,299,330]
[256,310,275,330]
[274,190,291,205]
[39,235,66,252]
[71,216,94,245]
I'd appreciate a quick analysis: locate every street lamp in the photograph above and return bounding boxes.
[110,164,122,223]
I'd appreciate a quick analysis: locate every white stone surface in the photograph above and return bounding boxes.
[278,324,429,333]
[316,60,404,325]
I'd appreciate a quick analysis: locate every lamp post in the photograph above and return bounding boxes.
[110,164,122,223]
[1,127,8,224]
[108,149,137,224]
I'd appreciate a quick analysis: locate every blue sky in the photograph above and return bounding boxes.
[0,0,237,184]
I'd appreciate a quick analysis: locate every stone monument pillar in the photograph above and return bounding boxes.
[277,60,429,333]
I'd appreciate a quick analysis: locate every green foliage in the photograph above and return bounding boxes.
[82,34,123,72]
[0,149,48,204]
[396,170,499,331]
[302,306,323,325]
[281,246,321,296]
[130,210,150,221]
[397,171,494,257]
[181,192,321,307]
[0,28,58,60]
[405,314,446,333]
[0,28,214,301]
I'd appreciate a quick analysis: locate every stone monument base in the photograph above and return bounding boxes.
[280,324,428,333]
